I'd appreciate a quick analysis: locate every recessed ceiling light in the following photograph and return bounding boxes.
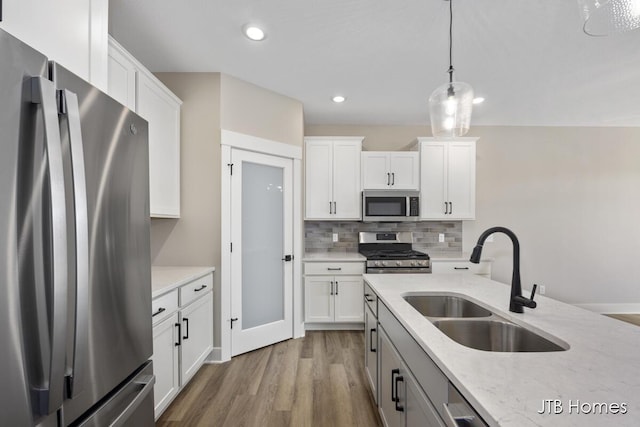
[472,97,485,105]
[244,25,265,41]
[332,95,346,103]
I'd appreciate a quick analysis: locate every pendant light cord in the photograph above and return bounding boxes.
[448,0,454,84]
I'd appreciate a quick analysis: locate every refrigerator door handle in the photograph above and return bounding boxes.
[30,76,68,416]
[59,89,89,399]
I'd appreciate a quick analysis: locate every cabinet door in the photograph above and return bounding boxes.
[107,39,137,111]
[137,70,182,218]
[334,276,364,322]
[362,152,391,189]
[332,140,362,219]
[364,304,378,404]
[304,140,333,219]
[0,0,93,81]
[378,327,404,427]
[152,313,180,419]
[180,292,213,386]
[304,276,334,322]
[389,152,419,190]
[447,141,476,220]
[420,142,448,220]
[405,371,445,427]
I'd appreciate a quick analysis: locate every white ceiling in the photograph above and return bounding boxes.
[109,0,640,127]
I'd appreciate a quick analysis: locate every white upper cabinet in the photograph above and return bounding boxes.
[304,137,363,220]
[0,0,108,88]
[107,38,137,111]
[417,138,477,220]
[137,69,182,218]
[107,37,182,218]
[362,152,419,190]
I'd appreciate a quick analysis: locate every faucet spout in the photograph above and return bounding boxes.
[469,226,536,313]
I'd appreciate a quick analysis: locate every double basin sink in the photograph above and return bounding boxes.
[403,295,568,352]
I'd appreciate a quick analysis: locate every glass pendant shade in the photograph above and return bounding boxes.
[578,0,640,36]
[428,81,474,138]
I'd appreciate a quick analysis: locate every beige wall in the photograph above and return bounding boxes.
[220,74,304,146]
[306,124,640,308]
[150,72,304,347]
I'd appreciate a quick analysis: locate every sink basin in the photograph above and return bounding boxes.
[432,319,568,352]
[404,295,492,318]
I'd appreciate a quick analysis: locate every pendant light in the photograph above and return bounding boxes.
[429,0,473,138]
[578,0,640,36]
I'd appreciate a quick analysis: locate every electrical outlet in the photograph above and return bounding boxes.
[438,233,445,243]
[539,285,546,295]
[332,233,339,242]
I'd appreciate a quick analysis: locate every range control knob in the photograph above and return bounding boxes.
[396,261,402,266]
[411,261,417,266]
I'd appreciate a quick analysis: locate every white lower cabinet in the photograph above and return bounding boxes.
[151,273,214,419]
[303,260,365,327]
[430,259,492,278]
[180,292,214,384]
[151,312,180,417]
[304,275,364,323]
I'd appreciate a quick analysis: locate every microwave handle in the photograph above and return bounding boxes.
[406,197,410,216]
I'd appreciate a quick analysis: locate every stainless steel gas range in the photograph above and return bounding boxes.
[358,232,431,274]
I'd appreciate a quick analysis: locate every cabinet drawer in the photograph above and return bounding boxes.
[431,260,491,276]
[180,273,213,307]
[152,290,178,325]
[364,282,378,317]
[304,262,364,275]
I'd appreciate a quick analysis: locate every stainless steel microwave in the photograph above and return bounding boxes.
[362,190,420,222]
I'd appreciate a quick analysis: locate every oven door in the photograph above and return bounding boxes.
[362,190,419,222]
[367,267,432,274]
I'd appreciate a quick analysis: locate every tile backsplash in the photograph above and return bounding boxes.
[305,221,462,256]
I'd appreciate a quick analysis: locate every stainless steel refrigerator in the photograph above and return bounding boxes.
[0,28,154,426]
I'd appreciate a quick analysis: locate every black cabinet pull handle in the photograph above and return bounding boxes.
[231,317,238,329]
[194,285,207,292]
[387,172,391,186]
[369,328,377,353]
[330,281,334,296]
[335,281,339,295]
[327,267,342,271]
[454,267,469,270]
[152,307,166,317]
[175,323,182,347]
[329,201,332,214]
[391,368,400,403]
[183,318,189,340]
[391,172,395,186]
[394,375,405,412]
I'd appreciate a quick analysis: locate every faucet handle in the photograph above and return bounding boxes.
[530,284,538,301]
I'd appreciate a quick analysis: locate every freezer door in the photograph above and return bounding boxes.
[0,28,65,426]
[50,63,153,425]
[75,361,155,427]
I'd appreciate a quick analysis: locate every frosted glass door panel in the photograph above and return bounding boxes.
[241,162,284,330]
[230,147,293,357]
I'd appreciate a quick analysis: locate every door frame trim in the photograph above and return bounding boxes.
[220,130,303,362]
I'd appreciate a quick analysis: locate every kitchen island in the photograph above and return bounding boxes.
[364,273,640,426]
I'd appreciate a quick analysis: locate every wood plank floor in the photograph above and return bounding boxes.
[605,313,640,327]
[157,331,383,427]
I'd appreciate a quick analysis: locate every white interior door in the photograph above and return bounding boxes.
[230,149,293,356]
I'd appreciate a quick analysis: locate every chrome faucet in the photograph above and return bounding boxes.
[469,226,537,313]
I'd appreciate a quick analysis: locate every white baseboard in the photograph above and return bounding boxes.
[305,322,365,331]
[205,347,226,363]
[573,303,640,314]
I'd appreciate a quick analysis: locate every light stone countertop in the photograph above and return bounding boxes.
[151,266,215,299]
[364,273,640,427]
[302,252,366,262]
